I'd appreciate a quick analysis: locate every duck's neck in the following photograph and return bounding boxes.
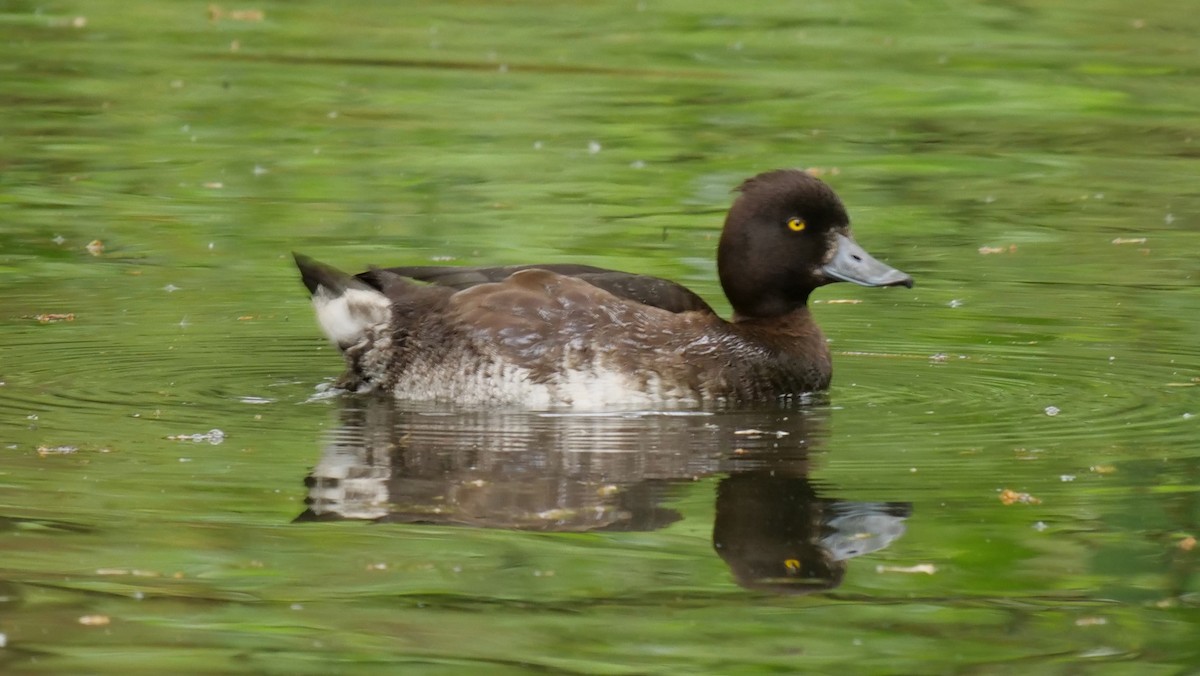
[730,303,814,328]
[727,305,831,391]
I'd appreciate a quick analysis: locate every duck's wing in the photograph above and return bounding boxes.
[361,264,715,315]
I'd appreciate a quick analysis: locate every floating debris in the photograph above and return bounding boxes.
[78,615,110,626]
[37,445,79,456]
[51,15,88,28]
[238,396,274,405]
[1075,617,1108,627]
[876,563,937,575]
[948,299,964,308]
[31,313,75,323]
[53,234,66,245]
[1112,237,1147,245]
[86,240,104,256]
[1044,406,1060,416]
[1090,464,1116,474]
[95,568,160,577]
[820,299,862,305]
[166,429,225,444]
[733,429,789,438]
[202,181,224,189]
[1179,536,1196,551]
[207,5,265,21]
[587,140,602,154]
[1033,521,1048,532]
[803,167,841,177]
[999,488,1041,505]
[978,245,1016,255]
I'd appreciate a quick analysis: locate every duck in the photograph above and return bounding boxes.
[294,169,912,407]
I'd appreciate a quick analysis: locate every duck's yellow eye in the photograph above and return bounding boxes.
[787,217,806,232]
[784,558,801,572]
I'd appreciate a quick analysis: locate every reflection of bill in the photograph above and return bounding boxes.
[296,397,912,593]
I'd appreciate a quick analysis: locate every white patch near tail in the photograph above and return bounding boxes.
[312,286,391,348]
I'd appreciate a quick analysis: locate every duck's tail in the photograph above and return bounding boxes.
[293,253,391,351]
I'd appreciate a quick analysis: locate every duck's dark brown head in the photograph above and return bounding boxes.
[717,169,913,320]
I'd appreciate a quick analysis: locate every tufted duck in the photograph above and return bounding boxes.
[294,169,912,406]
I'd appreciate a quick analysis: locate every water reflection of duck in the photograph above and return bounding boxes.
[293,169,912,407]
[296,398,912,593]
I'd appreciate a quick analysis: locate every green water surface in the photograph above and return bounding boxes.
[2,1,1199,673]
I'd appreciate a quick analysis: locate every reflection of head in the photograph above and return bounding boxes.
[712,471,910,594]
[713,472,845,593]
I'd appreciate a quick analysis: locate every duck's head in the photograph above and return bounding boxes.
[717,169,913,320]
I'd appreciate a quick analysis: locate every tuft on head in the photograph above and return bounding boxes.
[732,169,849,227]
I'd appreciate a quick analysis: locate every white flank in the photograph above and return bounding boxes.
[312,286,391,347]
[394,357,704,408]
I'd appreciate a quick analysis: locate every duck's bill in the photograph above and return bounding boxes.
[822,233,914,288]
